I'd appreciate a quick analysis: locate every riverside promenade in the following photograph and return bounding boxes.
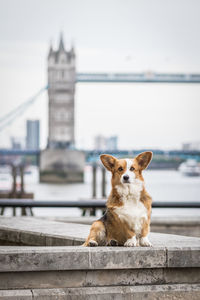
[0,217,199,299]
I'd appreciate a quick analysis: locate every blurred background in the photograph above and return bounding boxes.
[0,0,200,218]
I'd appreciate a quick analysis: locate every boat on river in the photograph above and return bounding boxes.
[179,159,200,176]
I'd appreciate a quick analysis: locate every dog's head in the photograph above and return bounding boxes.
[100,152,152,187]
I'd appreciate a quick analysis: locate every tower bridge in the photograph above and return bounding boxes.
[1,33,200,182]
[76,72,200,83]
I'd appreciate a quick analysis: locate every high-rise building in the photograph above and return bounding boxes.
[47,34,75,149]
[94,135,118,151]
[11,137,23,150]
[94,135,107,151]
[26,120,40,150]
[182,141,200,151]
[106,136,118,151]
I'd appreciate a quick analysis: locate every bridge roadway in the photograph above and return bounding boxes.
[0,148,199,162]
[76,72,200,83]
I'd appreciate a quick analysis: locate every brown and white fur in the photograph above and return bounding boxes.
[83,151,153,247]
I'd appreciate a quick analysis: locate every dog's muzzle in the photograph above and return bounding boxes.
[122,174,130,183]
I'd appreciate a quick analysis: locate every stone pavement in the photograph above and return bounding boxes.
[0,217,199,299]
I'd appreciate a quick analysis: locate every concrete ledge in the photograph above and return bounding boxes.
[46,215,200,237]
[0,246,167,272]
[0,243,199,273]
[0,217,200,271]
[0,217,200,295]
[0,217,89,246]
[0,284,200,300]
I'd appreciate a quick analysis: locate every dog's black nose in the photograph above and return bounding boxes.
[123,175,129,181]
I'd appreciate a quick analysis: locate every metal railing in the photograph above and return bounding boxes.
[0,199,200,208]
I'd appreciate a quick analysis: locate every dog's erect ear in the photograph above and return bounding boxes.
[100,154,116,171]
[135,151,153,170]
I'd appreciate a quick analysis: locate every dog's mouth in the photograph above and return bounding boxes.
[122,179,131,184]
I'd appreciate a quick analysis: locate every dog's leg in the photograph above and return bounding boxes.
[82,220,106,247]
[124,235,138,247]
[140,235,152,247]
[139,222,152,247]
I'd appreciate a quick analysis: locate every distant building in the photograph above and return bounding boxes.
[94,135,118,151]
[47,33,75,149]
[11,137,24,150]
[106,136,118,151]
[182,141,200,151]
[26,120,40,150]
[94,135,107,150]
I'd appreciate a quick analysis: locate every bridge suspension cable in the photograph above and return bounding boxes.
[0,85,48,132]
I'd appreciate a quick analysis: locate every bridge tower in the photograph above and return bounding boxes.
[40,34,85,183]
[47,34,75,148]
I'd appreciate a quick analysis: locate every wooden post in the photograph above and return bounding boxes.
[20,166,24,194]
[101,167,106,198]
[92,164,97,198]
[11,166,17,195]
[12,166,17,217]
[91,164,97,216]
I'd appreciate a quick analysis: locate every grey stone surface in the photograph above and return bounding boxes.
[149,232,200,248]
[38,214,200,237]
[163,268,200,284]
[89,246,166,269]
[1,268,199,290]
[0,290,32,299]
[62,284,200,300]
[0,217,200,274]
[0,285,200,300]
[0,269,164,289]
[151,224,200,238]
[0,268,200,290]
[0,228,21,244]
[167,247,200,268]
[1,217,200,247]
[48,215,200,226]
[33,288,66,299]
[0,247,89,272]
[0,244,199,273]
[0,217,87,246]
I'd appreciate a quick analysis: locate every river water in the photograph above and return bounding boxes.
[11,166,198,218]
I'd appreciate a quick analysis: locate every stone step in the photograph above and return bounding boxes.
[0,217,200,294]
[0,242,199,290]
[0,284,200,300]
[0,267,200,290]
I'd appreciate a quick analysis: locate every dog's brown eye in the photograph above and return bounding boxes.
[118,167,123,172]
[130,166,135,171]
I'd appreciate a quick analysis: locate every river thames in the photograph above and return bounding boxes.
[14,166,199,218]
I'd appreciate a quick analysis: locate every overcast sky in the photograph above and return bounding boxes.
[0,0,200,149]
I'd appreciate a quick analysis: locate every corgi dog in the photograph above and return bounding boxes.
[83,151,153,247]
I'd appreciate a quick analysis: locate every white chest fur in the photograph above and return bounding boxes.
[114,181,147,235]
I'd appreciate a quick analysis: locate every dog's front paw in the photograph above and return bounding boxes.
[139,236,152,247]
[107,239,118,246]
[88,240,98,247]
[124,236,138,247]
